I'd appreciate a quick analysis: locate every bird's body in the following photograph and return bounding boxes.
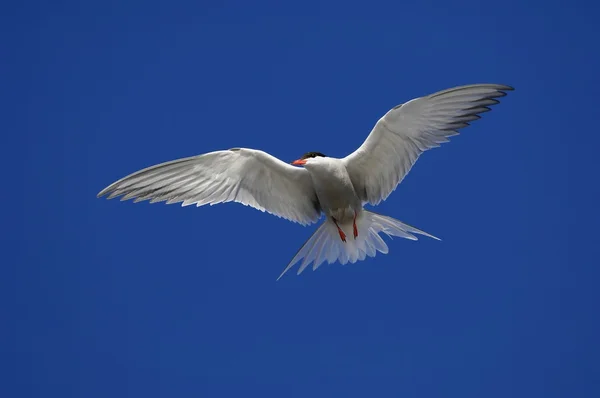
[305,157,361,223]
[98,83,513,279]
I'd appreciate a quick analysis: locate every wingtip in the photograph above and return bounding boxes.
[97,183,118,199]
[494,84,514,93]
[421,231,442,241]
[424,231,442,241]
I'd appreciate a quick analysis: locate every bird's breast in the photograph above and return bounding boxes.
[308,161,361,222]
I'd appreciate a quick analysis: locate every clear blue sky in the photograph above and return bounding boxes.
[5,1,600,397]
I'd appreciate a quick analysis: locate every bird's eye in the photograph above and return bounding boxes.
[301,151,326,159]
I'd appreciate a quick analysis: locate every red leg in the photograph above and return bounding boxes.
[332,218,346,242]
[353,213,358,239]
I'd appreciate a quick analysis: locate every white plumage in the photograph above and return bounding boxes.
[98,83,513,279]
[99,149,320,225]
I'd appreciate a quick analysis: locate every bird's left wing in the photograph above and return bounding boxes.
[343,84,513,205]
[98,148,321,225]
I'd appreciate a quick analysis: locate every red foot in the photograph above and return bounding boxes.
[353,214,358,239]
[338,228,347,242]
[332,218,347,243]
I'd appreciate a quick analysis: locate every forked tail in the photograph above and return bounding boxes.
[277,210,440,280]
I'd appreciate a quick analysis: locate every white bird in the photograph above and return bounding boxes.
[98,83,513,279]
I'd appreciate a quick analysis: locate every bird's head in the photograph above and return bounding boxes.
[291,151,327,167]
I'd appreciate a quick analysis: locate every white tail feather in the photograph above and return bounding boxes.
[276,210,440,280]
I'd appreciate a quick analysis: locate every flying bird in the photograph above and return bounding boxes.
[98,83,513,279]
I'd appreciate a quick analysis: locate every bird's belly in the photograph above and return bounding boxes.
[307,159,362,223]
[314,181,361,222]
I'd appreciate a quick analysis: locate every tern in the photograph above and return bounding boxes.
[98,83,513,279]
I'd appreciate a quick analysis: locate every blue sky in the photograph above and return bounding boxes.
[5,0,600,397]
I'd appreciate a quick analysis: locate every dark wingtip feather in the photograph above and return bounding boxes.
[97,186,113,199]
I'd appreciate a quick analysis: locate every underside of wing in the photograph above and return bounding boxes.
[98,148,322,225]
[343,84,513,205]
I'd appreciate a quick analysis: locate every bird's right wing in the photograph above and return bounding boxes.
[98,148,322,226]
[343,84,513,205]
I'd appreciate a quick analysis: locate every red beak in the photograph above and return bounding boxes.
[291,159,307,166]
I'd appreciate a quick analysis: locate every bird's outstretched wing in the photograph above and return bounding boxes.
[343,84,513,205]
[98,148,321,225]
